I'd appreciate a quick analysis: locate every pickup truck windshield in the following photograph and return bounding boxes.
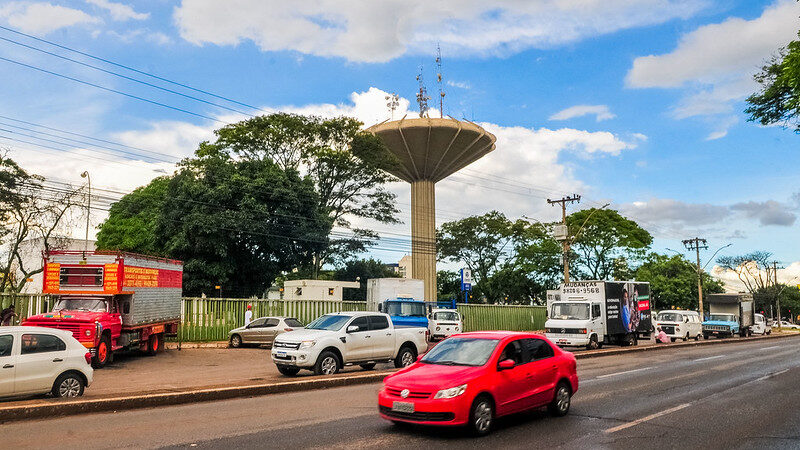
[53,298,107,312]
[421,337,499,366]
[433,311,459,321]
[385,301,426,317]
[551,303,590,320]
[657,312,683,322]
[709,314,736,322]
[304,315,351,331]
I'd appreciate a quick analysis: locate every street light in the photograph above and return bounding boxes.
[80,171,91,256]
[702,243,732,270]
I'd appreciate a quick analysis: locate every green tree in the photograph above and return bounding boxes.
[745,33,800,132]
[334,258,398,301]
[635,253,724,311]
[211,113,401,275]
[96,177,169,255]
[716,251,772,294]
[753,284,800,321]
[437,212,562,303]
[437,270,461,302]
[567,208,652,280]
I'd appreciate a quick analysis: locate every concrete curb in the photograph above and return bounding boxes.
[166,341,229,349]
[0,370,392,423]
[572,332,799,359]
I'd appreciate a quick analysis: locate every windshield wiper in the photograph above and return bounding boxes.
[427,360,467,366]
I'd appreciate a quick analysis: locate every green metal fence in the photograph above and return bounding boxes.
[0,293,53,325]
[457,303,546,332]
[5,293,546,340]
[180,298,367,341]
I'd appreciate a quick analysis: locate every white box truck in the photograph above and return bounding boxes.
[545,281,652,349]
[366,278,427,328]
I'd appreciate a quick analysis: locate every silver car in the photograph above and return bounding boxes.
[228,317,304,348]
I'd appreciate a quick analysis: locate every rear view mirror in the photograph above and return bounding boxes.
[498,359,515,370]
[377,304,383,312]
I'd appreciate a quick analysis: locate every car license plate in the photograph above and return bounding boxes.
[276,351,287,357]
[558,339,569,344]
[392,401,414,413]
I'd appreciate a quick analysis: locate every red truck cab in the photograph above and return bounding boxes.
[23,251,182,368]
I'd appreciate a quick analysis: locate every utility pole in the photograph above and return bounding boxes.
[772,261,781,327]
[682,237,708,319]
[547,194,581,283]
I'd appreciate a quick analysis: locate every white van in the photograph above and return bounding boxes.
[427,309,462,341]
[654,310,702,342]
[752,313,770,335]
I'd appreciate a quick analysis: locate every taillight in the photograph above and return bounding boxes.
[284,328,293,332]
[579,329,587,334]
[84,352,92,364]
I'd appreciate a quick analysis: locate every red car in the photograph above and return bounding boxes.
[378,331,578,436]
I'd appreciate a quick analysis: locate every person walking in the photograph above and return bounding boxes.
[244,304,253,326]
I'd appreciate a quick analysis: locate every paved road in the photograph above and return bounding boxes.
[3,336,799,449]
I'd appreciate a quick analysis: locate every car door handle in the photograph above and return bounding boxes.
[53,358,63,362]
[365,335,371,339]
[2,364,12,369]
[386,333,392,336]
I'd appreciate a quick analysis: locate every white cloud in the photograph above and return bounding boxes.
[712,261,800,293]
[174,0,707,63]
[446,80,471,90]
[106,29,172,45]
[85,0,148,21]
[705,116,738,141]
[621,198,730,227]
[550,104,616,122]
[0,2,99,35]
[730,200,797,226]
[626,0,800,137]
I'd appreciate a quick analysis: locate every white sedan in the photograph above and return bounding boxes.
[1,326,94,399]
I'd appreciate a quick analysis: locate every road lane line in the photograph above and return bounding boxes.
[758,345,781,351]
[755,368,789,382]
[595,366,653,379]
[604,403,691,434]
[693,355,725,362]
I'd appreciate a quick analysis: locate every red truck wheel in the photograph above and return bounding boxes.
[93,336,112,368]
[146,333,161,356]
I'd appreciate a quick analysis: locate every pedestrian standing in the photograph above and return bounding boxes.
[244,304,253,326]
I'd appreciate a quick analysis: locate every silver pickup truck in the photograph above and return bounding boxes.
[271,311,428,376]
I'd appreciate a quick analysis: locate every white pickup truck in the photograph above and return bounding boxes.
[271,311,428,376]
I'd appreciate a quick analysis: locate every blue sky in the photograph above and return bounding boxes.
[0,0,799,286]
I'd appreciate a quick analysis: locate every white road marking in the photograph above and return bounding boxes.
[693,355,725,362]
[758,345,781,351]
[755,368,789,382]
[604,403,691,434]
[595,367,653,379]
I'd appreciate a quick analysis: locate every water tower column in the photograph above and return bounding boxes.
[411,179,437,302]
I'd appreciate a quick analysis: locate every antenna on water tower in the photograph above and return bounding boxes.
[416,65,430,118]
[436,44,445,118]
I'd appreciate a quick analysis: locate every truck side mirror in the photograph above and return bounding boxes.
[377,304,382,312]
[347,325,359,333]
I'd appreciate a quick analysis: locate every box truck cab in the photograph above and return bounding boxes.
[545,281,652,350]
[366,278,428,328]
[703,293,754,339]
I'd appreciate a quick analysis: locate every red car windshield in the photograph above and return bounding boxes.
[421,337,500,366]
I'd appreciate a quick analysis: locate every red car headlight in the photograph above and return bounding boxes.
[434,383,467,399]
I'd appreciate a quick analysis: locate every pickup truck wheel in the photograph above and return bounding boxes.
[394,346,416,368]
[359,363,376,370]
[230,334,242,348]
[277,365,300,376]
[52,373,84,398]
[146,333,160,356]
[93,336,111,368]
[314,351,340,375]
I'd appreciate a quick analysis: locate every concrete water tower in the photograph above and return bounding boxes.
[368,116,496,301]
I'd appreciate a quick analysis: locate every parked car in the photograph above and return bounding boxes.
[378,331,578,436]
[752,314,770,335]
[0,326,93,400]
[271,311,428,376]
[772,321,800,330]
[428,309,463,341]
[228,317,303,348]
[654,310,702,342]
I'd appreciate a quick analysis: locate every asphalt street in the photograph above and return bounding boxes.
[3,336,799,449]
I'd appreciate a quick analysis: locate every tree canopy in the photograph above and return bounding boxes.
[95,177,169,255]
[745,33,800,132]
[567,208,652,280]
[635,253,724,310]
